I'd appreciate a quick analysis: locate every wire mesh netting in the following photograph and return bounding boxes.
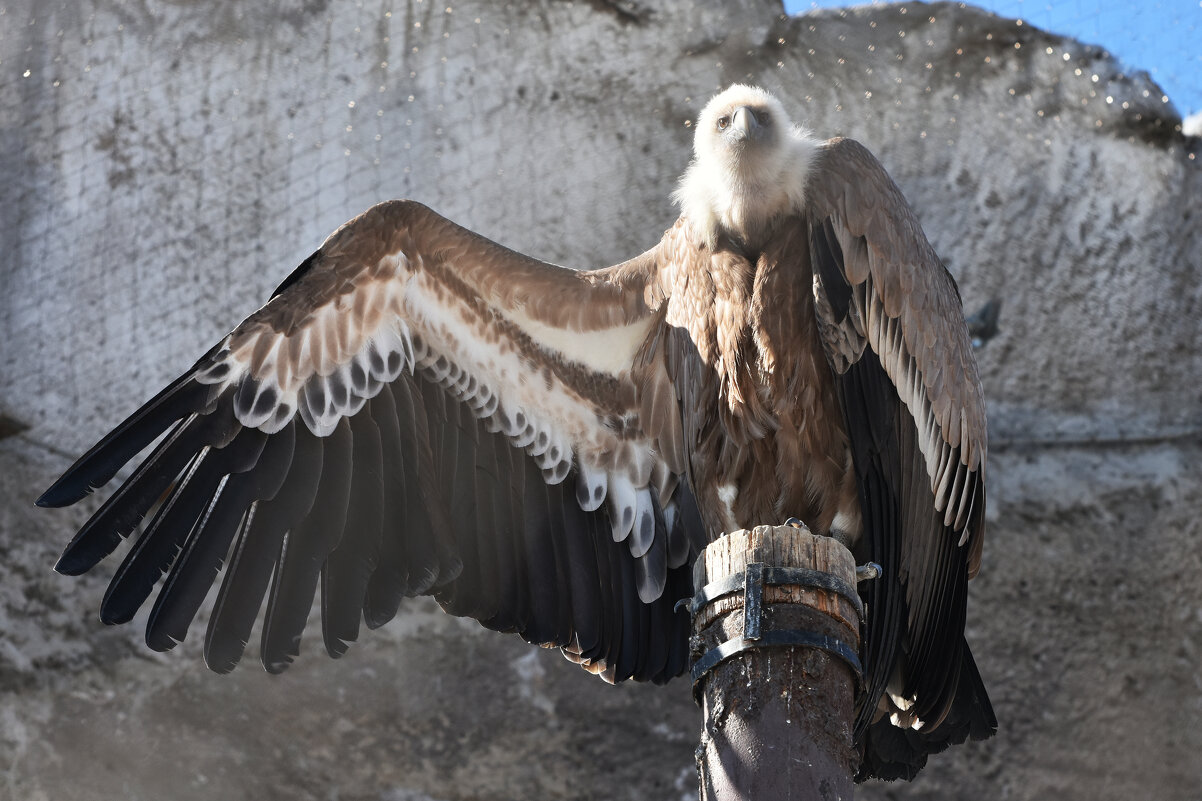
[1,2,1199,801]
[790,0,1201,119]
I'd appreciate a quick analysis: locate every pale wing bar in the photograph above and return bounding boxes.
[39,201,698,680]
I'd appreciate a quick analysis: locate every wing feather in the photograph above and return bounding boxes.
[44,200,700,684]
[320,409,385,658]
[556,480,604,658]
[806,138,995,772]
[101,411,252,625]
[53,403,233,576]
[37,370,220,509]
[490,439,533,633]
[362,387,409,629]
[472,409,522,632]
[146,424,292,651]
[391,374,444,596]
[260,417,353,673]
[204,423,323,673]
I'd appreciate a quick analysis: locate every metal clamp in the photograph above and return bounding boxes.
[679,563,865,621]
[686,561,865,697]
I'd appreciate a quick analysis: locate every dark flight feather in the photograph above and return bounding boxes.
[321,409,385,658]
[100,413,255,625]
[145,426,287,652]
[37,368,218,508]
[204,424,323,673]
[261,418,353,673]
[55,402,240,576]
[362,387,410,629]
[390,376,442,597]
[555,483,603,658]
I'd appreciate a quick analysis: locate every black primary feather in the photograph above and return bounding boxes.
[260,417,353,673]
[37,368,218,508]
[363,387,410,629]
[416,380,464,591]
[145,426,288,652]
[636,550,670,681]
[204,423,323,673]
[99,415,256,625]
[55,402,240,577]
[567,510,609,665]
[595,516,626,680]
[657,565,693,684]
[390,376,442,596]
[321,409,385,658]
[538,474,578,649]
[434,397,487,619]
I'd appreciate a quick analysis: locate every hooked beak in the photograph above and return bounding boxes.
[730,106,760,141]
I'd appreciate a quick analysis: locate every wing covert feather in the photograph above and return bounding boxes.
[42,200,699,682]
[807,138,986,568]
[806,138,995,771]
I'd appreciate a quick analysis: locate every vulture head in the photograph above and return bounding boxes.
[674,84,819,250]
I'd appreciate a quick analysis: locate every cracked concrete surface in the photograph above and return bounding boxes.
[2,1,1200,799]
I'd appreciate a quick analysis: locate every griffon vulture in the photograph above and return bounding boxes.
[39,85,995,780]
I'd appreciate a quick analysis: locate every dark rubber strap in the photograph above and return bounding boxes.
[690,629,864,691]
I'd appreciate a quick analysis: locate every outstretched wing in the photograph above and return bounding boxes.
[804,139,996,777]
[39,200,702,683]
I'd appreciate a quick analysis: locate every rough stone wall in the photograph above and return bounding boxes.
[1,1,1199,799]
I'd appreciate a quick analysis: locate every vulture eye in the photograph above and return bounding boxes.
[717,116,729,130]
[755,110,770,125]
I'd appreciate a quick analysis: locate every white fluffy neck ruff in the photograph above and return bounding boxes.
[673,86,819,250]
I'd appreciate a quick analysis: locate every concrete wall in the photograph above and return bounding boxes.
[2,1,1199,799]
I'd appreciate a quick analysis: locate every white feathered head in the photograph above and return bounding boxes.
[674,85,818,249]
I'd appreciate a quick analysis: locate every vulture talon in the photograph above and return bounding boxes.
[856,562,883,582]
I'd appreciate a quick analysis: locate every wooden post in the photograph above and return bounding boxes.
[688,524,863,800]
